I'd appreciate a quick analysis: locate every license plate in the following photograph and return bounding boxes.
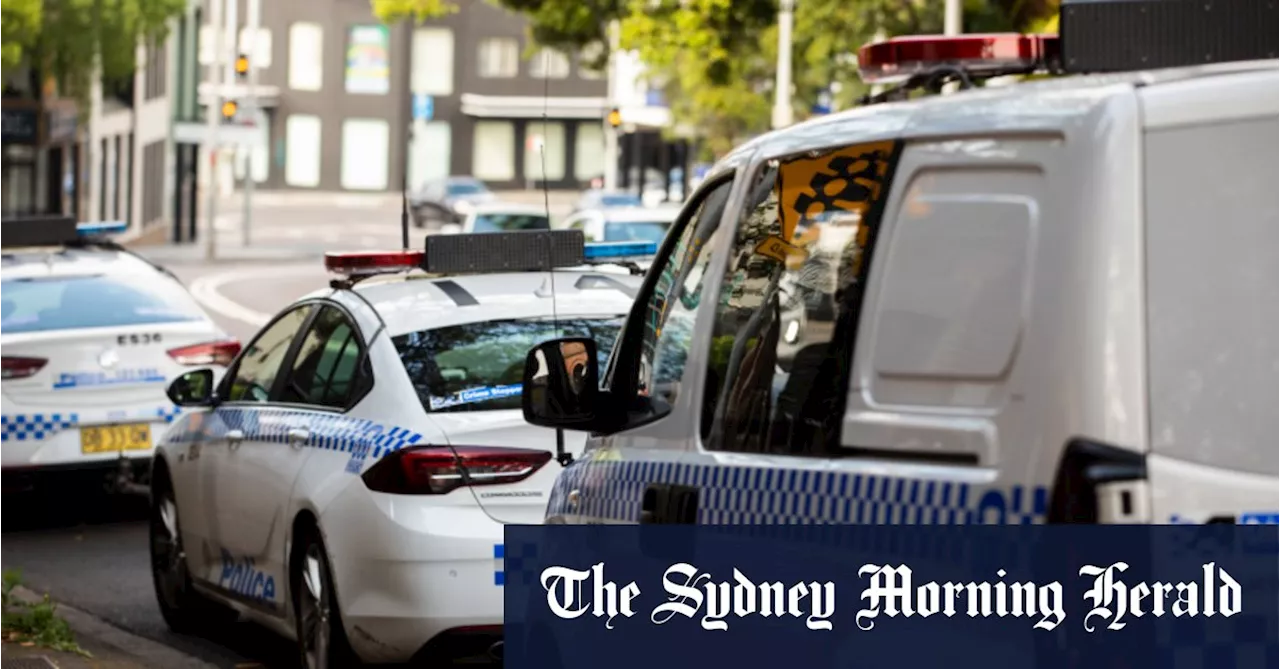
[80,423,152,454]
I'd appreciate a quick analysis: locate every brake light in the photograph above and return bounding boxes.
[361,445,552,495]
[324,250,424,277]
[1,356,47,380]
[857,33,1060,84]
[167,339,242,366]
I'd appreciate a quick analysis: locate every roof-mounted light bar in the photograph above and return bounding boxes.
[1,216,130,249]
[858,33,1060,85]
[77,221,129,236]
[324,250,425,277]
[423,230,586,274]
[582,241,658,262]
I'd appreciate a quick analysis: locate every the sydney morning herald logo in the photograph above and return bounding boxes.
[538,562,1243,632]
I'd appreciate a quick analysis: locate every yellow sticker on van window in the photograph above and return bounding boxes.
[777,141,896,243]
[754,235,806,264]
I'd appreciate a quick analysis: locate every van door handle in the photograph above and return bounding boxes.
[226,429,244,451]
[287,427,310,449]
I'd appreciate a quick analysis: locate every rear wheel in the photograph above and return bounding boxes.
[150,471,231,633]
[293,526,358,669]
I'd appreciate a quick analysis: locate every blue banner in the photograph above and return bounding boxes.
[504,525,1277,668]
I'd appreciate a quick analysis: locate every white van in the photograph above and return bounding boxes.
[519,26,1279,527]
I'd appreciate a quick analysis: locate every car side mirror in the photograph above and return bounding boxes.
[167,369,217,407]
[522,338,601,429]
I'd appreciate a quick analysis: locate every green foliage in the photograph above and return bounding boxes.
[369,0,458,24]
[1,0,42,73]
[1,570,89,657]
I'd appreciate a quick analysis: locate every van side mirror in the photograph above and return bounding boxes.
[522,338,601,429]
[167,369,217,407]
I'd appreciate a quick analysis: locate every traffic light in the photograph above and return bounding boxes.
[221,100,238,120]
[607,107,622,129]
[234,54,250,79]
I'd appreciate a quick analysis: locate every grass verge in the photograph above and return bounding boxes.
[1,569,91,657]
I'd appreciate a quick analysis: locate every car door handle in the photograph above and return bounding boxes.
[226,429,245,451]
[287,428,310,449]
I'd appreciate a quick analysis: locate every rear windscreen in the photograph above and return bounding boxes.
[393,316,623,413]
[472,214,550,233]
[1,274,206,334]
[605,221,671,244]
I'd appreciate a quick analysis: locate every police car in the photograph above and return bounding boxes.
[1,218,237,494]
[148,232,650,667]
[521,8,1279,529]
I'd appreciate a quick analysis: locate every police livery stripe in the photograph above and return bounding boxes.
[548,449,1048,526]
[494,544,505,586]
[1,406,184,442]
[163,407,424,460]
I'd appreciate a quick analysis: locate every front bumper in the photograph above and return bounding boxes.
[320,484,505,664]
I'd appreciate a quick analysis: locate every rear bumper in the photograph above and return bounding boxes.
[1,456,151,494]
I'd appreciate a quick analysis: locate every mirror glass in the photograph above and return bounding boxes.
[167,369,215,406]
[523,338,598,426]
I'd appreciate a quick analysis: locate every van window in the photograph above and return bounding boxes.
[700,141,900,454]
[633,178,733,408]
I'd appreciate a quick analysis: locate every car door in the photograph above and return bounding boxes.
[198,303,315,610]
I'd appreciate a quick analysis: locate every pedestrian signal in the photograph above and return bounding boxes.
[607,108,622,128]
[235,54,250,78]
[221,100,238,119]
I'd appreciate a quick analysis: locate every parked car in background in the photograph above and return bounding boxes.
[410,176,497,229]
[570,189,643,214]
[442,203,552,235]
[560,206,681,246]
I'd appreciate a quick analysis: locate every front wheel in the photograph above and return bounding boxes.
[150,474,232,633]
[293,528,358,669]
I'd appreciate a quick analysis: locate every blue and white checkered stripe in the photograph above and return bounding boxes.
[494,544,504,586]
[1,406,184,443]
[164,408,424,460]
[548,450,1048,526]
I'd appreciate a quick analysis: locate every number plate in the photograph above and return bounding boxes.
[80,423,153,454]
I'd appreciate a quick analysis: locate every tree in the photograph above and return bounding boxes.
[3,0,188,107]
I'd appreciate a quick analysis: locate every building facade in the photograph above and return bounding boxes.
[204,0,610,194]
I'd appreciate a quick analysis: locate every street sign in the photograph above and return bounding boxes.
[413,94,434,122]
[173,121,262,147]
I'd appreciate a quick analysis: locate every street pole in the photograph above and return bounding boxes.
[943,0,962,93]
[202,0,225,261]
[242,0,260,246]
[603,20,620,191]
[772,0,795,129]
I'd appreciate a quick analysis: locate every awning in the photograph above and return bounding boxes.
[197,82,281,108]
[460,94,607,120]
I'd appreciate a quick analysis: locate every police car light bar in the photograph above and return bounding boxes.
[857,34,1060,84]
[1,216,129,249]
[582,241,658,262]
[422,230,586,274]
[77,221,129,236]
[324,250,425,277]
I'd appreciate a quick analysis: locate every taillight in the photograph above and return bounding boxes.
[1,356,47,380]
[167,339,241,366]
[362,445,552,495]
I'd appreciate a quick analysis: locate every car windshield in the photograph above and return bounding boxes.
[604,221,672,244]
[393,316,624,413]
[1,273,206,334]
[472,214,550,233]
[600,193,642,207]
[447,181,488,195]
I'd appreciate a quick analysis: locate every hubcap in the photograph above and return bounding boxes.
[150,495,185,607]
[299,545,330,669]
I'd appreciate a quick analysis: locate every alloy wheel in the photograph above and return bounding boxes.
[150,493,186,610]
[299,544,331,669]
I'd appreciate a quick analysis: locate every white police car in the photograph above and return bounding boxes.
[148,232,651,667]
[1,218,237,494]
[521,12,1279,529]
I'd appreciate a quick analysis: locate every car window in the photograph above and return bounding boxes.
[604,221,671,244]
[0,273,205,334]
[447,181,488,195]
[601,194,642,207]
[701,141,900,454]
[394,316,624,413]
[472,214,550,233]
[279,306,368,409]
[225,306,313,403]
[634,177,733,407]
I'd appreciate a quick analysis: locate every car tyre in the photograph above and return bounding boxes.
[149,470,233,634]
[293,525,358,669]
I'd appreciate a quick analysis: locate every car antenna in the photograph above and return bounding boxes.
[537,49,571,468]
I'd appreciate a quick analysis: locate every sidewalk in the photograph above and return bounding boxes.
[1,588,216,669]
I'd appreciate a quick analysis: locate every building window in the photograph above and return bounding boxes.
[289,22,323,91]
[577,42,605,79]
[285,115,321,187]
[123,133,133,225]
[412,28,453,95]
[477,38,518,78]
[112,135,123,219]
[523,121,565,181]
[345,25,391,95]
[409,121,451,189]
[528,48,570,79]
[340,119,389,190]
[141,140,164,224]
[575,122,604,180]
[472,121,515,181]
[144,39,168,100]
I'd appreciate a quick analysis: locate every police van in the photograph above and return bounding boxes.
[519,4,1279,527]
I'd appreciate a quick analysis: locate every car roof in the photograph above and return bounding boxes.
[467,202,550,216]
[320,269,641,337]
[0,246,167,280]
[594,206,681,223]
[706,60,1280,177]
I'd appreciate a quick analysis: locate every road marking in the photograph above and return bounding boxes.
[189,265,318,326]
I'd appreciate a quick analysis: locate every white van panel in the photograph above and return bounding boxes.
[1148,453,1279,523]
[1142,116,1279,477]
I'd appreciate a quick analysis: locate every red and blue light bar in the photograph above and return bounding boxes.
[857,33,1060,84]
